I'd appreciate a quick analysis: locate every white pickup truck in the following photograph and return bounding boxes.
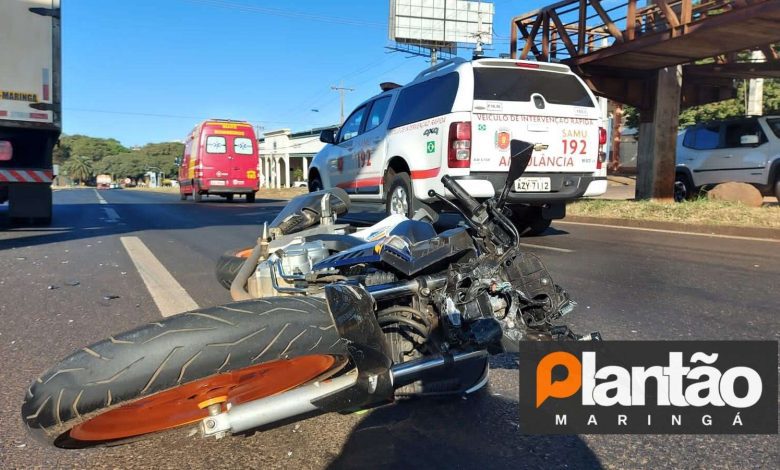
[309,58,607,235]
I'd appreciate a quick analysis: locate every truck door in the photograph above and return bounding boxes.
[689,124,726,185]
[353,96,391,195]
[721,119,768,184]
[328,105,368,193]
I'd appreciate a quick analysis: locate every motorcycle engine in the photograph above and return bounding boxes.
[250,240,330,297]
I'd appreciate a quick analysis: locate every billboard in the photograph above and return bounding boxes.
[389,0,494,47]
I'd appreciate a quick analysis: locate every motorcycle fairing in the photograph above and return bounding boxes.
[312,223,476,277]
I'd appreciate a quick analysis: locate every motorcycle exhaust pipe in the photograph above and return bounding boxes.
[391,350,488,388]
[199,349,487,438]
[200,373,358,437]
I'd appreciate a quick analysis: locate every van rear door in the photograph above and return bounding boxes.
[470,62,601,182]
[231,131,258,187]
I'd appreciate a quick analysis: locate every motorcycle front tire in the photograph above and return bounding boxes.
[22,297,348,448]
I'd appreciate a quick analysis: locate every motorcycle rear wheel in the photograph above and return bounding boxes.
[22,297,348,448]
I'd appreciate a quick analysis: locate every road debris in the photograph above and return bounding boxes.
[103,294,120,300]
[47,285,59,290]
[65,281,80,287]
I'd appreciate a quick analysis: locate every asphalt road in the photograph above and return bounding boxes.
[0,188,778,469]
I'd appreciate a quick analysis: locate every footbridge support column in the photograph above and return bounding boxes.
[636,65,682,202]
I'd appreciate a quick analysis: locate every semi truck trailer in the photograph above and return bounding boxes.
[0,0,61,225]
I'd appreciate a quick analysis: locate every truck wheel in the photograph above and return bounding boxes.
[524,217,551,236]
[193,191,202,202]
[509,207,551,237]
[674,173,696,202]
[308,176,323,193]
[215,247,253,290]
[180,193,187,201]
[385,171,414,218]
[225,194,234,202]
[22,298,348,448]
[774,175,780,204]
[246,192,256,203]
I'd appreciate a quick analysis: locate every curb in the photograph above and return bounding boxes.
[560,215,780,240]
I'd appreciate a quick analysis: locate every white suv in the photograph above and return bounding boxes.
[308,58,607,234]
[675,116,780,202]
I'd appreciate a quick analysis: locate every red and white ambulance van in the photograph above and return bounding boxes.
[178,120,259,202]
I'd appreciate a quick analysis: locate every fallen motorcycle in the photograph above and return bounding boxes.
[22,140,599,448]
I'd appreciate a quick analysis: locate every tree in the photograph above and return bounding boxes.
[63,155,94,185]
[139,142,183,176]
[52,140,70,164]
[54,134,128,164]
[623,79,780,128]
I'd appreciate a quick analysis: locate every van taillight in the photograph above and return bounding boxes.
[448,122,471,168]
[597,127,607,169]
[0,141,12,161]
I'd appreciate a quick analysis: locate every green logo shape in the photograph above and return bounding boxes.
[426,141,435,153]
[478,124,487,131]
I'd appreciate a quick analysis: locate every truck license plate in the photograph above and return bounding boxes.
[514,177,551,192]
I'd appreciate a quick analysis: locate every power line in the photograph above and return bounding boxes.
[64,107,327,126]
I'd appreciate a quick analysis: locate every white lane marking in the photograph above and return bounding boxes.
[519,243,574,253]
[120,236,199,317]
[94,189,107,205]
[94,189,120,222]
[103,207,120,223]
[555,220,780,243]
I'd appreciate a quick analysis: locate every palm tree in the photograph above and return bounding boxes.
[65,155,94,185]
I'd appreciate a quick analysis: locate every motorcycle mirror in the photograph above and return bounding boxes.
[508,139,534,182]
[496,139,535,208]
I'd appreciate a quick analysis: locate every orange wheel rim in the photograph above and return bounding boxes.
[68,354,342,442]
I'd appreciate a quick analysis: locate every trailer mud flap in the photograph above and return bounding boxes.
[313,284,394,413]
[9,183,51,221]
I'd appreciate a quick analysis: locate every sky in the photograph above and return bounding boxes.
[62,0,534,146]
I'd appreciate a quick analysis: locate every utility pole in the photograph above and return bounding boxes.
[331,83,354,125]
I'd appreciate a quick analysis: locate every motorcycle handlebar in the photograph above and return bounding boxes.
[440,175,481,216]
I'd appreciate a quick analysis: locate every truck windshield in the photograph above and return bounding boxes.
[473,68,594,107]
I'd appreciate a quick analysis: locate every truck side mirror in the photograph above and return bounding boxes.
[320,129,336,144]
[740,134,760,146]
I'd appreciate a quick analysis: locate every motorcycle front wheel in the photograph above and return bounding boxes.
[22,297,348,448]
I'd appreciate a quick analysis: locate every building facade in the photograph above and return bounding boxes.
[258,126,337,189]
